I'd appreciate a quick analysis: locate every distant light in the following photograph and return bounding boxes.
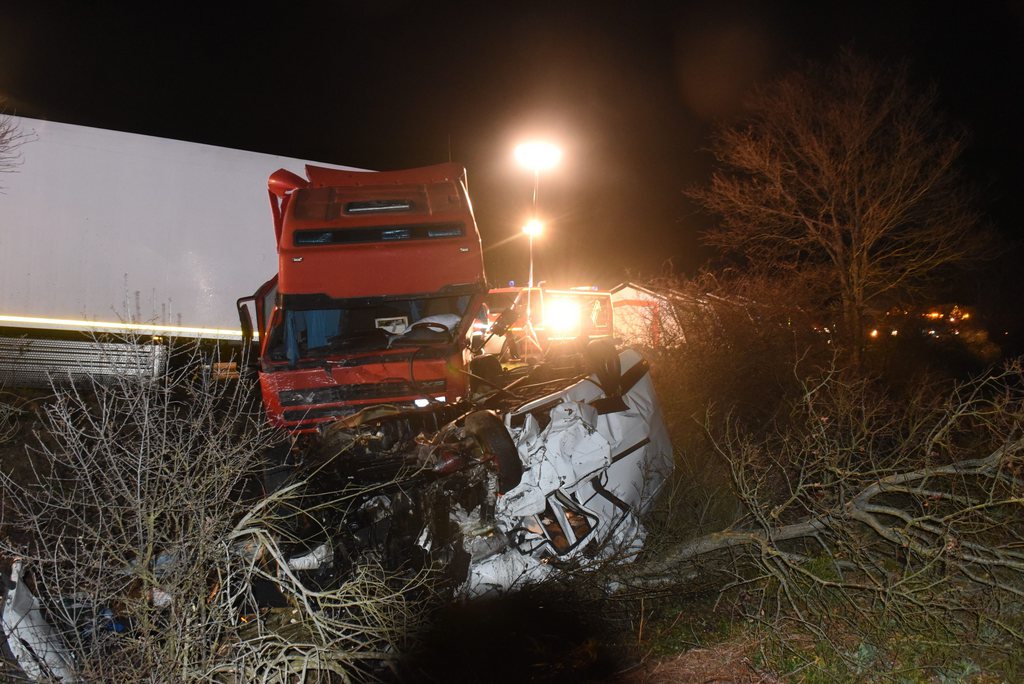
[522,219,543,237]
[963,312,971,320]
[414,398,430,408]
[869,329,879,339]
[891,329,899,336]
[515,141,562,172]
[436,396,446,403]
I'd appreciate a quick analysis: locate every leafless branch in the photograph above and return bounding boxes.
[0,112,32,185]
[0,338,431,681]
[624,358,1024,657]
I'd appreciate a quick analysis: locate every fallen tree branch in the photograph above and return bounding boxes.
[623,360,1024,657]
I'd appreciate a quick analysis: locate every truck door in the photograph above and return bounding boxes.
[237,275,278,369]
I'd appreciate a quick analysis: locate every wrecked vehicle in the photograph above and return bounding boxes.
[286,344,673,597]
[237,163,489,432]
[2,344,672,680]
[456,346,672,596]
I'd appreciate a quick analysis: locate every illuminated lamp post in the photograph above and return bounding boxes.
[521,219,543,289]
[515,141,562,213]
[514,141,561,288]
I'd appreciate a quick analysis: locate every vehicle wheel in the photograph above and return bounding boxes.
[463,410,522,493]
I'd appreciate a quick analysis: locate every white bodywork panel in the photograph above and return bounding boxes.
[0,117,356,337]
[463,349,673,597]
[1,560,76,682]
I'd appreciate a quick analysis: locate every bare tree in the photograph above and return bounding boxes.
[0,394,20,446]
[691,50,987,366]
[623,359,1024,675]
[0,111,31,187]
[0,340,429,682]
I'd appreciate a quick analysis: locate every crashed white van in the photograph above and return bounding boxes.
[457,348,672,596]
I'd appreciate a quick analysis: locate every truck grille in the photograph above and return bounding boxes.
[283,406,357,422]
[278,379,446,407]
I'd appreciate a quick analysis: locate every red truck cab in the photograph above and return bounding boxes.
[240,163,487,431]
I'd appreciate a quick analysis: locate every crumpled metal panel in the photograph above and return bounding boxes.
[1,560,77,682]
[461,348,673,597]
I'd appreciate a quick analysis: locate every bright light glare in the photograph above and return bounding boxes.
[0,313,244,340]
[514,141,562,172]
[414,398,430,408]
[543,298,581,335]
[522,219,543,236]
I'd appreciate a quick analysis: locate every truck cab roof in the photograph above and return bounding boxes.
[271,163,486,299]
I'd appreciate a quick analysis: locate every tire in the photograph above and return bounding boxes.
[463,410,522,493]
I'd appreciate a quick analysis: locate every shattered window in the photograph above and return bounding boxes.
[267,294,471,363]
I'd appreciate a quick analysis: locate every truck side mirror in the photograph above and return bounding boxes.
[237,296,255,342]
[236,296,259,378]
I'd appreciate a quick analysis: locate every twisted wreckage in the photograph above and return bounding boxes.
[3,344,672,679]
[2,161,673,680]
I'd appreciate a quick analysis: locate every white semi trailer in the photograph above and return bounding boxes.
[0,117,354,386]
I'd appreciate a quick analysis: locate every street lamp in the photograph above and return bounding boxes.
[514,141,562,215]
[514,141,561,288]
[522,219,543,288]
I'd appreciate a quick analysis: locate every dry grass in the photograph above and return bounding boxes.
[628,634,780,684]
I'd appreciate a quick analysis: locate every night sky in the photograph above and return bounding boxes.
[2,1,1022,289]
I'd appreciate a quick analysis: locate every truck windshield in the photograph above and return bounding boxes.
[267,294,472,363]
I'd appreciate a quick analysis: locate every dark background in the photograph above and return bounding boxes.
[2,1,1022,289]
